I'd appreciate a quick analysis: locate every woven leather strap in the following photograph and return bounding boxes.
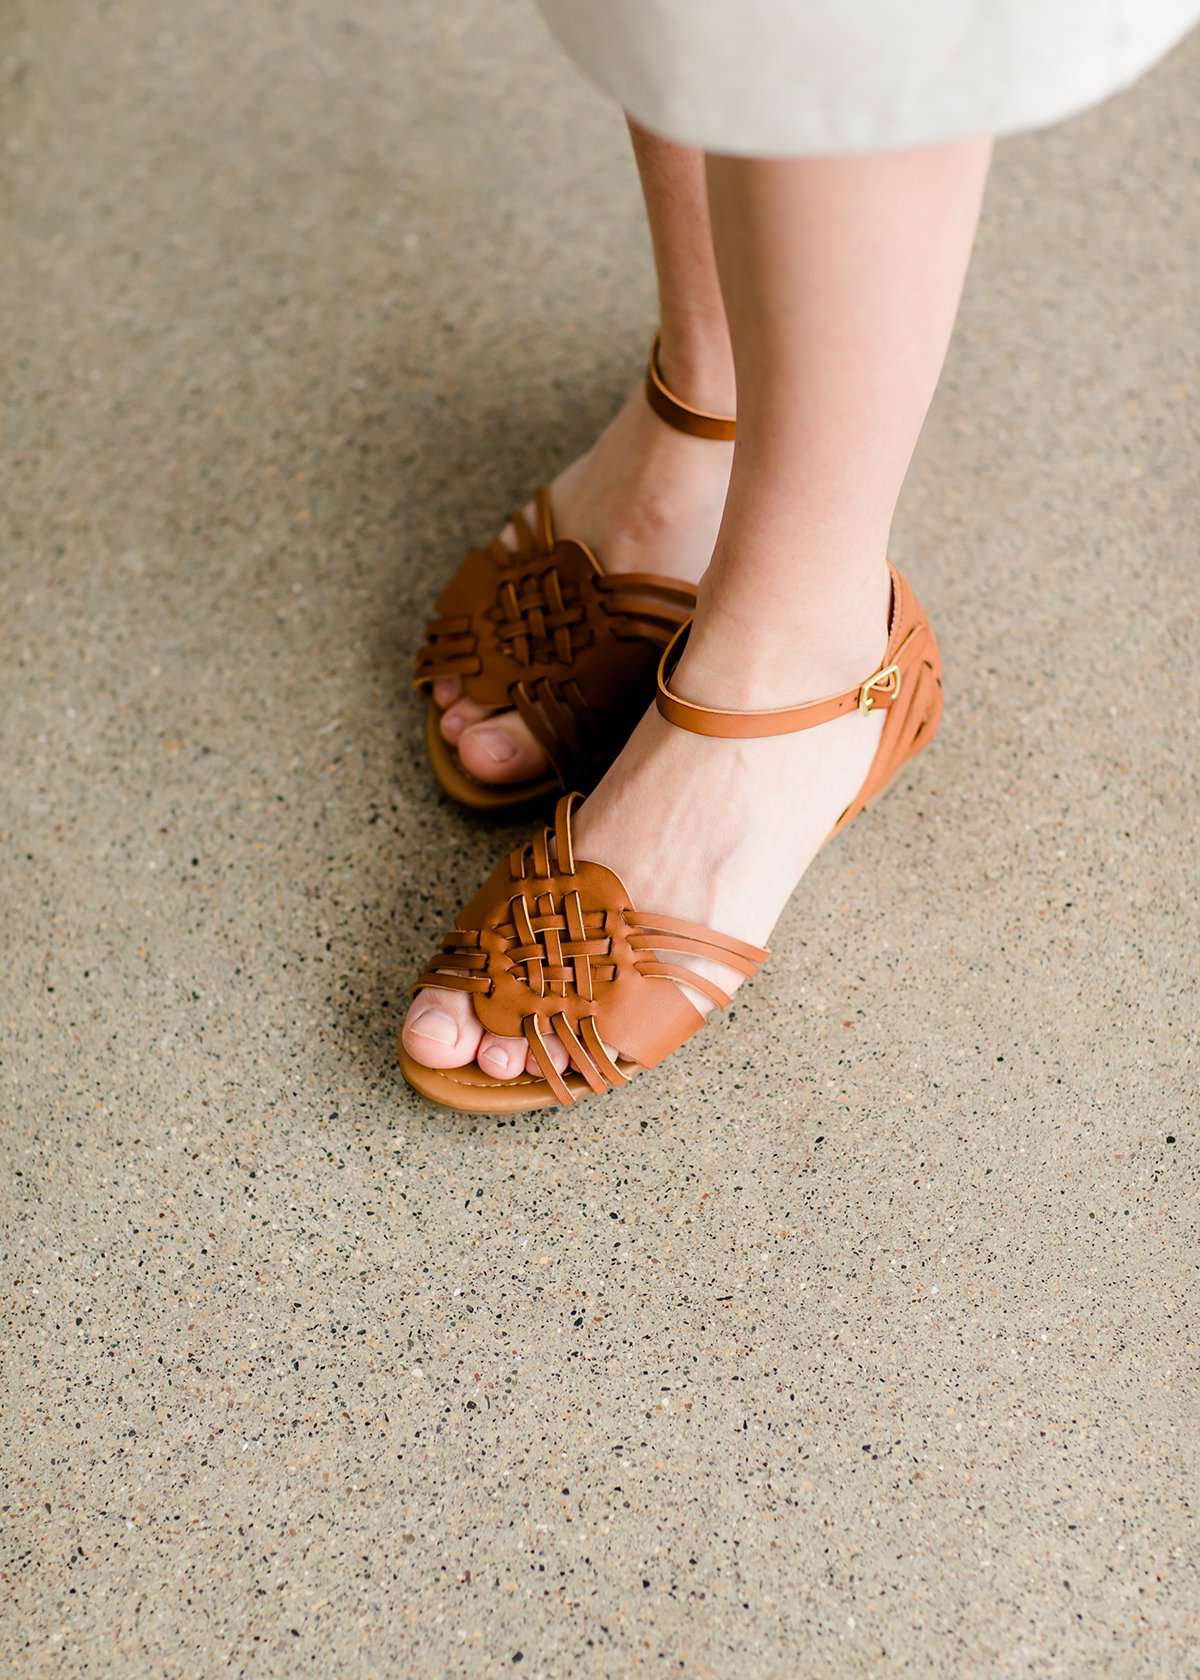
[416,793,768,1106]
[643,334,736,441]
[416,485,696,785]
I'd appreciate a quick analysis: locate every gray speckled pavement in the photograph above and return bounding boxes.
[2,3,1197,1675]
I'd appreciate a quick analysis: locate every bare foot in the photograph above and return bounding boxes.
[430,378,733,786]
[403,580,891,1081]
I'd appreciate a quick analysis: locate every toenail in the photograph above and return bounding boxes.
[480,1043,518,1075]
[441,710,466,741]
[409,1008,458,1046]
[473,729,517,764]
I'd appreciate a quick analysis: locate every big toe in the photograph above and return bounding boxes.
[457,713,551,785]
[402,988,484,1069]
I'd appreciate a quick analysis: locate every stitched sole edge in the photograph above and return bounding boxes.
[398,1043,644,1114]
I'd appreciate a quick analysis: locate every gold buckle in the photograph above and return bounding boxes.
[858,662,901,715]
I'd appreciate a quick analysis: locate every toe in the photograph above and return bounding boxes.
[526,1033,569,1078]
[439,695,495,745]
[476,1031,531,1081]
[457,712,550,785]
[432,677,462,709]
[402,987,484,1070]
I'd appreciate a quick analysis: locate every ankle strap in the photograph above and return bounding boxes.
[656,566,921,739]
[644,334,736,441]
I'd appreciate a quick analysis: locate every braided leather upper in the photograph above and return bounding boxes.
[415,488,695,787]
[415,793,768,1106]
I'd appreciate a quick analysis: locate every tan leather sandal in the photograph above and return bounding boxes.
[399,562,942,1113]
[413,338,736,810]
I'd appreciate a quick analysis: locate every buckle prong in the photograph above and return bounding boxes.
[858,662,901,715]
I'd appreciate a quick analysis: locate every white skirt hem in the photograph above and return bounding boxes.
[533,1,1198,156]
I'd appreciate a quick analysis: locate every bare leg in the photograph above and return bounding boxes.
[405,138,991,1079]
[686,143,992,704]
[629,120,736,414]
[435,120,735,785]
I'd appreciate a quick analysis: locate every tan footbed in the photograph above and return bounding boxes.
[413,338,735,810]
[400,564,944,1115]
[398,1042,645,1114]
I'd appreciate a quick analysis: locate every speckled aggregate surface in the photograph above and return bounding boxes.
[2,3,1198,1676]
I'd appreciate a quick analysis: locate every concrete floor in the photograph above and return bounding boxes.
[2,2,1198,1675]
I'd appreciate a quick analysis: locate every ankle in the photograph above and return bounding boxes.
[678,562,891,710]
[655,321,736,417]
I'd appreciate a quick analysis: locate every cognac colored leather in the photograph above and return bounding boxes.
[414,338,736,810]
[658,562,943,836]
[399,790,769,1111]
[643,333,736,441]
[399,565,943,1113]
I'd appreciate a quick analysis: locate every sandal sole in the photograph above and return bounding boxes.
[398,1042,644,1114]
